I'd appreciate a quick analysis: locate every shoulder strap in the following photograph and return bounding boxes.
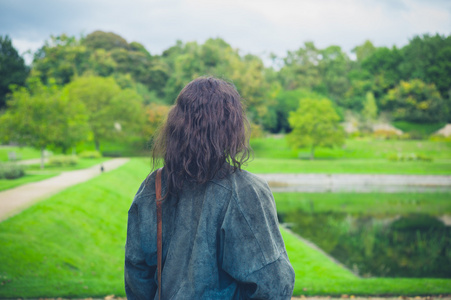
[155,168,163,300]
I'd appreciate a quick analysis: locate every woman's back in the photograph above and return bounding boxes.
[126,167,294,299]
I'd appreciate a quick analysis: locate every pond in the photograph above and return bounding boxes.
[279,211,451,278]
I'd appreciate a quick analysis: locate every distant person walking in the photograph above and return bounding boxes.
[124,77,295,299]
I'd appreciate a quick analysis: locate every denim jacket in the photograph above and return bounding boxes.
[124,167,295,299]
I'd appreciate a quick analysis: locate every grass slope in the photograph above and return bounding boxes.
[0,159,449,297]
[0,159,150,298]
[274,192,451,216]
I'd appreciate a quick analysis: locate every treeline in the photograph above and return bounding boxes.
[0,31,450,153]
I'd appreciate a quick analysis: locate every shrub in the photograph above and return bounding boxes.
[48,155,79,167]
[0,163,25,179]
[102,151,122,157]
[373,129,400,140]
[429,135,451,142]
[78,150,102,159]
[387,153,433,162]
[250,122,265,139]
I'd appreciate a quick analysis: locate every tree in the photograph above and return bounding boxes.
[361,46,403,102]
[317,45,351,102]
[0,35,29,108]
[287,97,345,160]
[382,79,446,123]
[32,34,89,85]
[399,34,451,98]
[279,42,321,90]
[362,91,378,121]
[263,88,325,133]
[0,78,89,168]
[143,103,171,138]
[83,31,130,51]
[64,76,144,151]
[352,40,376,62]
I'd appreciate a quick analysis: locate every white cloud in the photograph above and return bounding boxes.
[0,0,450,65]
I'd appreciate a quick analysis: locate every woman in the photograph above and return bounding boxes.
[125,77,295,299]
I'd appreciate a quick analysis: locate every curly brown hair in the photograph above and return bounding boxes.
[151,77,252,196]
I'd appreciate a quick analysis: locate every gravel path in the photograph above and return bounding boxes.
[0,158,129,222]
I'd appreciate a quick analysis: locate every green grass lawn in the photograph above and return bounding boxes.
[246,137,451,174]
[274,192,451,216]
[0,146,42,162]
[0,158,450,297]
[245,157,451,174]
[251,136,451,159]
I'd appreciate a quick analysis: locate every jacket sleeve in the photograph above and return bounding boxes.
[220,175,295,299]
[124,200,157,300]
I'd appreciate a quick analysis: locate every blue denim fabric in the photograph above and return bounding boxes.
[125,168,295,299]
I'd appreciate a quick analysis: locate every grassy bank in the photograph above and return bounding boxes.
[0,159,149,298]
[274,192,451,216]
[0,158,450,297]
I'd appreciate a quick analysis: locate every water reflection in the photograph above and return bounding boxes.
[280,212,451,278]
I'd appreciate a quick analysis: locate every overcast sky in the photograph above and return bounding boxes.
[1,0,450,65]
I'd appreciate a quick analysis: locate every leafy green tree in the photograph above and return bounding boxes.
[0,35,29,108]
[399,34,451,98]
[160,38,270,120]
[279,42,321,90]
[32,34,89,85]
[64,76,144,151]
[382,79,446,123]
[263,88,325,133]
[362,91,378,121]
[87,48,117,77]
[317,45,351,101]
[83,31,130,51]
[361,46,403,101]
[287,97,345,160]
[352,40,376,62]
[0,78,89,168]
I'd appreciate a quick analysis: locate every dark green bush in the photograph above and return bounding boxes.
[0,163,25,179]
[48,155,79,167]
[78,150,102,159]
[387,153,433,162]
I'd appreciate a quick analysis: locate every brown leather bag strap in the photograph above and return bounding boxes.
[155,168,163,300]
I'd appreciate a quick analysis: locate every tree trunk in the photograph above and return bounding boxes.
[95,140,100,152]
[40,147,45,169]
[310,145,315,160]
